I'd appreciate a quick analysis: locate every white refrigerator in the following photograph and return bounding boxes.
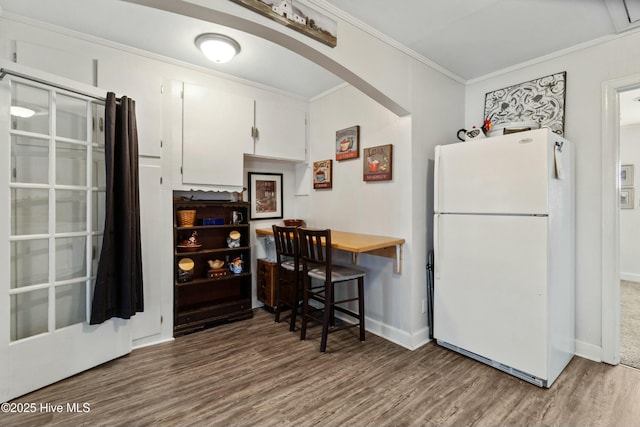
[433,128,575,387]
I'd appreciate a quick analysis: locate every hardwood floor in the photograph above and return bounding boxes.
[5,309,640,427]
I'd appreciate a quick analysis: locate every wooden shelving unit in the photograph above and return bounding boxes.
[173,200,253,336]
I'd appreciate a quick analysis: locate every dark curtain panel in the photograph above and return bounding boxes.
[90,92,144,324]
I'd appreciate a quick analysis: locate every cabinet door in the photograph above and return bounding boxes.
[14,40,95,86]
[182,83,253,187]
[98,58,163,158]
[254,98,306,161]
[132,159,162,342]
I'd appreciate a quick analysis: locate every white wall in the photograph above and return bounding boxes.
[305,64,464,347]
[620,124,640,281]
[305,85,413,343]
[465,30,640,360]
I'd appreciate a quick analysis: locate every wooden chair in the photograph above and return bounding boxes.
[272,224,303,331]
[298,228,366,352]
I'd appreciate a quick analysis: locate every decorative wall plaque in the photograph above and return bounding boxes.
[484,71,566,136]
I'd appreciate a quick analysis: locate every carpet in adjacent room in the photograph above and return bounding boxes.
[621,280,640,370]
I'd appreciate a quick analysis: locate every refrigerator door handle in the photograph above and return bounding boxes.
[434,213,441,279]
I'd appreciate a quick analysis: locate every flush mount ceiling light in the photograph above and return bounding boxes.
[195,33,241,64]
[10,106,36,118]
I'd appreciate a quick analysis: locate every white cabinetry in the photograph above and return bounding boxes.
[98,58,163,158]
[13,40,95,86]
[173,81,307,190]
[252,97,306,161]
[181,82,253,189]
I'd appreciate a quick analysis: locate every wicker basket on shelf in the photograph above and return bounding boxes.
[177,209,196,227]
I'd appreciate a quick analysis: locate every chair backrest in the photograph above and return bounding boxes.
[272,225,299,266]
[297,228,331,275]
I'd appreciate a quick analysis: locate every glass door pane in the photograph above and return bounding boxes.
[11,135,49,184]
[56,94,87,141]
[10,239,49,289]
[10,290,48,341]
[55,282,86,329]
[56,190,87,233]
[56,141,87,186]
[11,83,49,135]
[55,236,87,281]
[10,188,49,235]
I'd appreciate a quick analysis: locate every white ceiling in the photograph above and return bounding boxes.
[1,0,640,124]
[323,0,618,81]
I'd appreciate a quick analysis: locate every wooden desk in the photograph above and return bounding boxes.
[256,228,405,275]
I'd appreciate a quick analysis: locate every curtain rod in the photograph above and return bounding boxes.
[0,67,118,103]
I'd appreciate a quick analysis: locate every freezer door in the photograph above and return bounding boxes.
[435,130,550,214]
[433,213,548,379]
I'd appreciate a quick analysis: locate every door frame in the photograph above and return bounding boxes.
[601,73,640,364]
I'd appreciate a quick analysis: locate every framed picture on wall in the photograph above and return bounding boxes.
[248,172,283,219]
[313,160,333,189]
[363,144,393,182]
[336,125,360,161]
[621,164,634,186]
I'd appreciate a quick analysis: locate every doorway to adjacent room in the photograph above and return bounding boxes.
[619,87,640,370]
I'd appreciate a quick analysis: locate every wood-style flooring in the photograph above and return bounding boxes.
[5,308,640,427]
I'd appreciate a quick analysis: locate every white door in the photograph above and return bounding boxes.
[435,129,552,215]
[433,213,549,378]
[0,69,131,402]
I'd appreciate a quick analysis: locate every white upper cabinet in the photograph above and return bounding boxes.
[13,40,96,86]
[251,97,307,161]
[181,82,253,189]
[98,58,163,158]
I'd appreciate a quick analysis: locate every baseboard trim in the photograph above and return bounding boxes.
[133,335,174,350]
[575,339,602,363]
[364,316,431,350]
[329,310,430,351]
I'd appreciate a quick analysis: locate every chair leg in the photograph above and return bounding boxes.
[300,276,309,341]
[330,288,336,327]
[289,271,299,332]
[320,280,332,352]
[274,271,281,323]
[358,277,365,342]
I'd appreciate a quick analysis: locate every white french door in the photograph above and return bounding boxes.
[0,65,131,402]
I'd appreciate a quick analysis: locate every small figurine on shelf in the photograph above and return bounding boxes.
[177,230,202,252]
[227,230,241,248]
[229,256,243,274]
[482,119,493,135]
[207,259,227,278]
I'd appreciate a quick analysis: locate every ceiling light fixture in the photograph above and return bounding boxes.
[10,106,36,118]
[195,33,241,64]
